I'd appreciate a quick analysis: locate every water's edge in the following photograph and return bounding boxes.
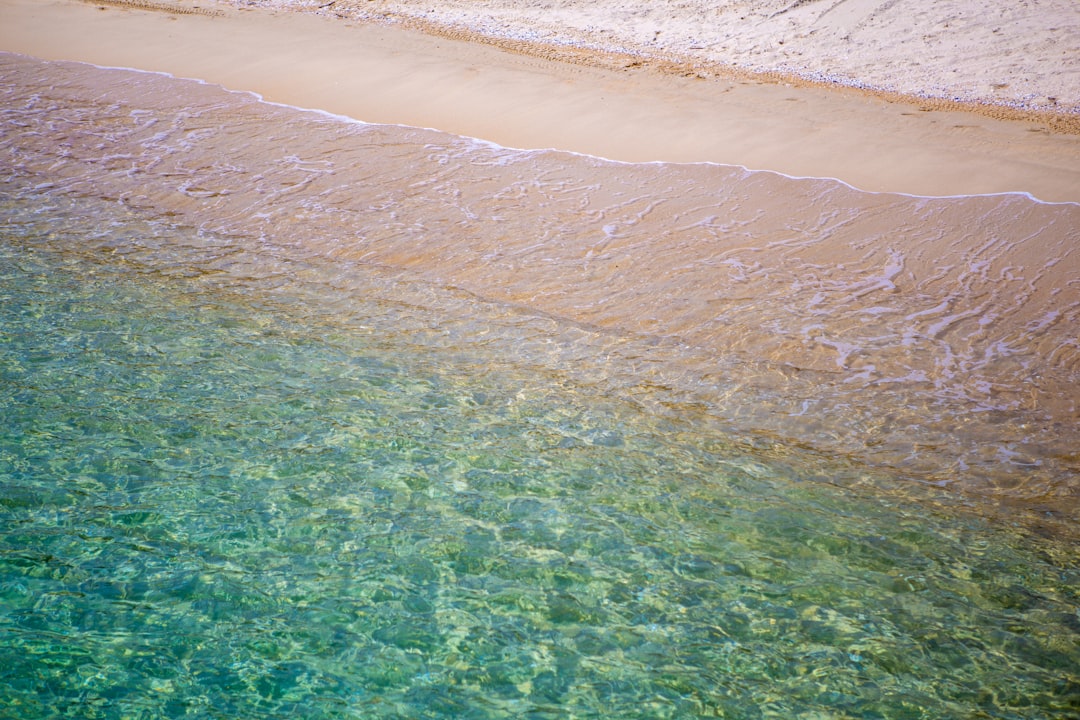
[2,52,1078,720]
[2,51,1078,534]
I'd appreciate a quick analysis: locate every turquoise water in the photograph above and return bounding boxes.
[1,188,1077,718]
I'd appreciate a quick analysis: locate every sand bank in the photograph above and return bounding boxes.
[2,0,1080,202]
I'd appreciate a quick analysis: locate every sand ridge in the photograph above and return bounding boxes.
[78,0,224,14]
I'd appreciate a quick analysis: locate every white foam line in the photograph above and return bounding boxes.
[8,51,1078,208]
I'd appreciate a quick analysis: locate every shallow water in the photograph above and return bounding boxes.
[3,53,1078,517]
[1,52,1079,718]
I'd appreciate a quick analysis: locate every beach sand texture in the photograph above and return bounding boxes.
[241,0,1080,113]
[2,0,1080,201]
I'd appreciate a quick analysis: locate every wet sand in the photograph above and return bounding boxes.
[2,0,1079,202]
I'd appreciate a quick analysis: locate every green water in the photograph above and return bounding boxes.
[0,194,1077,719]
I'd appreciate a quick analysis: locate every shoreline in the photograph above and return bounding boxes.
[4,11,1080,538]
[3,0,1080,202]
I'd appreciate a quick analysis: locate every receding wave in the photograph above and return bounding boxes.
[2,52,1078,524]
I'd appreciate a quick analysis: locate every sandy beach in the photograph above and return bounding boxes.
[3,0,1080,515]
[3,4,1080,713]
[297,0,1080,114]
[2,0,1079,202]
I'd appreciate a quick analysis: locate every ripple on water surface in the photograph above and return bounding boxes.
[2,52,1078,513]
[0,183,1077,719]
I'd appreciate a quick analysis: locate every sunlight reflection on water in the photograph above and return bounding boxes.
[0,190,1077,718]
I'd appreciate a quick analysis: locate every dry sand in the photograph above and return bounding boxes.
[287,0,1080,114]
[1,0,1079,201]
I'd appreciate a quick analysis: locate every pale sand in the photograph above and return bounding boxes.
[2,0,1080,202]
[289,0,1080,114]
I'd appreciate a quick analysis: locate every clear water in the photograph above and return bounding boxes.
[2,187,1078,719]
[2,51,1079,719]
[4,52,1080,512]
